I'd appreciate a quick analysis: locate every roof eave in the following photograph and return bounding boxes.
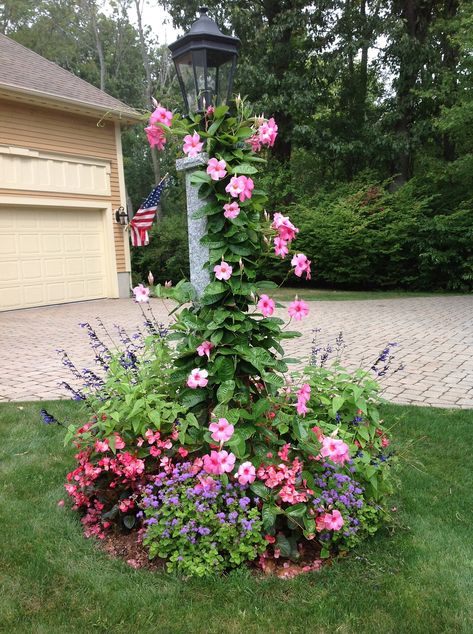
[0,83,144,124]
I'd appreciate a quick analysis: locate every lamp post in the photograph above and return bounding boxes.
[169,7,240,114]
[169,8,240,299]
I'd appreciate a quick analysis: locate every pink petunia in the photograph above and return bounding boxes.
[197,340,214,360]
[209,417,234,443]
[144,125,166,150]
[237,461,256,485]
[132,284,150,303]
[257,294,275,317]
[149,105,173,127]
[183,131,204,158]
[320,436,350,465]
[186,368,209,389]
[291,253,312,280]
[223,201,241,219]
[207,157,227,181]
[214,261,233,281]
[288,299,309,321]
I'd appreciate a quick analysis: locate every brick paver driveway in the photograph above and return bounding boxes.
[1,296,472,408]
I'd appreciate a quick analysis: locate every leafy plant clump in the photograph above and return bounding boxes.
[45,98,398,577]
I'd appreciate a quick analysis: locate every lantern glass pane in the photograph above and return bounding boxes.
[216,57,234,105]
[176,52,198,112]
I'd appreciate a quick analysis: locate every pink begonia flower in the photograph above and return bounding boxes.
[274,236,289,258]
[317,510,344,531]
[144,125,166,150]
[95,439,109,453]
[237,461,256,485]
[197,340,214,360]
[320,436,350,465]
[288,299,309,321]
[187,368,209,389]
[209,417,234,443]
[145,429,160,444]
[225,176,244,197]
[237,176,254,202]
[149,105,173,127]
[258,117,278,147]
[223,201,241,219]
[257,294,275,317]
[291,253,312,280]
[206,157,227,180]
[183,131,203,158]
[114,434,125,450]
[214,260,233,281]
[132,284,150,303]
[203,450,236,475]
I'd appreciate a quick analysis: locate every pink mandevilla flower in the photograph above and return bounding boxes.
[206,157,227,180]
[132,284,150,303]
[144,125,166,150]
[291,253,312,280]
[274,236,289,258]
[257,294,275,317]
[288,299,309,321]
[237,461,256,485]
[320,436,350,465]
[296,383,311,417]
[186,368,209,389]
[258,117,278,147]
[149,105,173,127]
[317,510,344,531]
[209,417,234,443]
[182,131,204,158]
[197,340,214,359]
[223,201,240,219]
[214,260,233,281]
[203,450,236,475]
[225,176,244,197]
[272,212,299,242]
[237,176,254,202]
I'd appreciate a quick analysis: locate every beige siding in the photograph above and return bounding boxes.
[0,97,127,272]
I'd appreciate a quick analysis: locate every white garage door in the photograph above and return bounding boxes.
[0,207,107,311]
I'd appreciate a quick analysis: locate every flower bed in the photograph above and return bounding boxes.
[44,99,397,577]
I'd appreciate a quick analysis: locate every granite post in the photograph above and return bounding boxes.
[176,153,211,299]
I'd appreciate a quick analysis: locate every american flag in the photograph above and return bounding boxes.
[129,176,167,247]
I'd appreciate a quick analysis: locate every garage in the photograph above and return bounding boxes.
[0,206,109,311]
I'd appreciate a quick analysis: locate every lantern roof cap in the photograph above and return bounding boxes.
[168,7,240,55]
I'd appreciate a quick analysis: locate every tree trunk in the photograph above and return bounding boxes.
[134,0,160,184]
[83,0,106,91]
[441,0,459,162]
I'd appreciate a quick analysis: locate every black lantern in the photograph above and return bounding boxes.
[168,7,240,114]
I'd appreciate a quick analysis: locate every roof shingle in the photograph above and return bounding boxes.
[0,33,142,120]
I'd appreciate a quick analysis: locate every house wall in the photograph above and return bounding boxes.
[0,97,130,275]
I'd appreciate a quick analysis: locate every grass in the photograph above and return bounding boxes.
[265,287,467,302]
[1,401,472,634]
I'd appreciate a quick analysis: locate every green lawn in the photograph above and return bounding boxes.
[266,287,466,302]
[1,401,472,634]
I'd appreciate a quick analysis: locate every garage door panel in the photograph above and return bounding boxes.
[0,207,107,310]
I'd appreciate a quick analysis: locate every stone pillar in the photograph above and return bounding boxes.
[176,153,211,299]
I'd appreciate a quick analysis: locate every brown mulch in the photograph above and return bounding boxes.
[99,528,327,579]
